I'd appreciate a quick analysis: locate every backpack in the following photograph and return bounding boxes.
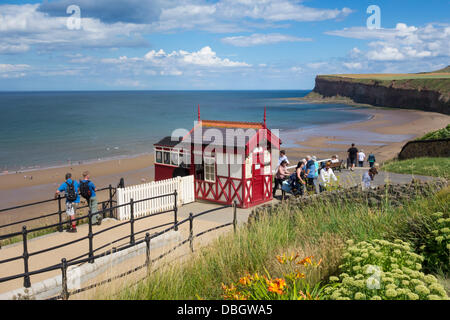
[65,181,78,202]
[79,180,92,200]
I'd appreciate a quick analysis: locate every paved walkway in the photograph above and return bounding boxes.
[0,167,439,298]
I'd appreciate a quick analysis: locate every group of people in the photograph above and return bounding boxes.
[273,151,339,197]
[54,171,101,233]
[273,147,379,198]
[347,143,376,170]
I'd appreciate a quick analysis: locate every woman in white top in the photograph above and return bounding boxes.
[319,161,338,192]
[358,150,366,167]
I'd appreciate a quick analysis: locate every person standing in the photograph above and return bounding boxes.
[55,173,80,233]
[79,171,102,226]
[367,152,376,168]
[293,161,307,196]
[278,150,289,166]
[362,167,378,190]
[273,160,290,197]
[358,149,366,167]
[305,155,319,194]
[347,143,358,171]
[319,161,338,192]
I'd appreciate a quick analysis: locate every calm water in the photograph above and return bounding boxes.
[0,90,371,171]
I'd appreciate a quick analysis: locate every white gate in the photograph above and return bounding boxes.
[116,175,194,220]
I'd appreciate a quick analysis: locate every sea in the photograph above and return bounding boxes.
[0,90,376,172]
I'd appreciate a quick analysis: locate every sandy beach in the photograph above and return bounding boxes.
[283,104,450,165]
[0,105,448,232]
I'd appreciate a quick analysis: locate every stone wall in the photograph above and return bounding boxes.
[398,139,450,160]
[248,180,448,225]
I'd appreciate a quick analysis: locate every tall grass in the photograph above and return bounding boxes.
[110,186,448,300]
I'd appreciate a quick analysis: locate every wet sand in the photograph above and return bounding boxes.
[284,107,450,165]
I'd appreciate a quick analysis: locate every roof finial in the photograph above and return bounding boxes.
[263,106,267,127]
[198,104,200,121]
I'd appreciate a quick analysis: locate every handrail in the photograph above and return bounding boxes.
[0,185,118,232]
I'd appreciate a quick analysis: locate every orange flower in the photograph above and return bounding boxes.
[239,276,251,286]
[297,256,313,266]
[276,254,287,264]
[295,271,305,279]
[267,278,286,295]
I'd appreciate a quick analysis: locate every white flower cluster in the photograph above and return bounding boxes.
[324,239,449,300]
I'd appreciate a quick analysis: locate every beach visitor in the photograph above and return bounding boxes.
[368,152,376,168]
[305,156,319,194]
[55,173,80,233]
[331,155,339,163]
[292,161,307,196]
[347,143,358,171]
[278,150,289,166]
[273,160,290,197]
[80,171,102,226]
[362,167,378,190]
[358,149,366,167]
[319,161,338,192]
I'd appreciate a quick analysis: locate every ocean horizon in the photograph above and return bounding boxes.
[0,90,372,172]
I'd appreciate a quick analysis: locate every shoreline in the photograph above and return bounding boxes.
[0,103,448,207]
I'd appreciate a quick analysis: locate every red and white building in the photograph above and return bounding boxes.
[154,108,281,208]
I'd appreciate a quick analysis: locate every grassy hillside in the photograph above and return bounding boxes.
[416,124,450,141]
[108,183,449,300]
[382,157,450,180]
[318,66,450,97]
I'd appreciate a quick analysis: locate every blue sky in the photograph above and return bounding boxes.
[0,0,448,90]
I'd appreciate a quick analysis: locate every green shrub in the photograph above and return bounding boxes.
[419,212,450,273]
[324,239,449,300]
[416,124,450,141]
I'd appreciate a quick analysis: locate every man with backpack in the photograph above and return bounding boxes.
[55,173,80,233]
[79,171,102,226]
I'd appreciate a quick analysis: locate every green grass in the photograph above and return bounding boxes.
[382,157,450,180]
[416,124,450,141]
[107,185,449,300]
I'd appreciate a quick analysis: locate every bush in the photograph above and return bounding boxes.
[416,124,450,141]
[419,212,450,273]
[324,239,449,300]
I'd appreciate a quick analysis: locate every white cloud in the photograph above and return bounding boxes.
[327,23,450,62]
[221,33,311,47]
[343,62,363,69]
[99,46,250,77]
[0,63,30,78]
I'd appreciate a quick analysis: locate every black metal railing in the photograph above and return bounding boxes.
[0,192,238,300]
[0,187,238,300]
[0,184,118,236]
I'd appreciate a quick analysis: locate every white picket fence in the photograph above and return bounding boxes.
[116,175,195,220]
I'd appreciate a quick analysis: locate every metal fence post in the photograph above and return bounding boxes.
[109,184,113,218]
[189,213,194,253]
[174,190,178,231]
[233,200,237,233]
[22,226,31,288]
[88,210,94,263]
[145,232,151,273]
[61,258,69,300]
[57,194,63,232]
[130,198,135,245]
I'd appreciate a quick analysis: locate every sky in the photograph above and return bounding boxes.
[0,0,449,90]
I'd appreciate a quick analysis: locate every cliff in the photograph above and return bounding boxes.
[310,71,450,115]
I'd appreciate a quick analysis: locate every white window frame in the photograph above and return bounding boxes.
[204,156,216,183]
